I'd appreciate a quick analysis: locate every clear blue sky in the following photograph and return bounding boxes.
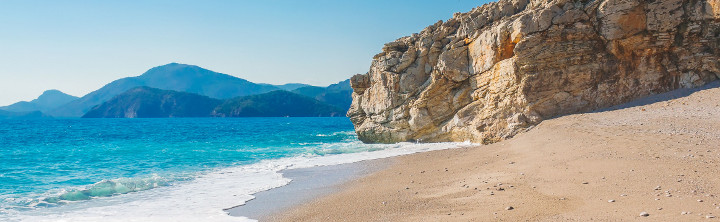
[0,0,489,106]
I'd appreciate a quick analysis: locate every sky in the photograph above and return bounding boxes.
[0,0,489,106]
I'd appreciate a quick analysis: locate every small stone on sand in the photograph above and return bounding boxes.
[708,215,716,219]
[506,206,514,210]
[608,199,615,203]
[640,212,649,217]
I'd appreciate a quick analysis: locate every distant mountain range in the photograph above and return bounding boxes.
[83,87,343,118]
[3,63,352,118]
[213,90,344,117]
[0,90,78,113]
[291,79,352,111]
[260,83,312,91]
[0,110,50,120]
[82,87,223,118]
[50,63,284,117]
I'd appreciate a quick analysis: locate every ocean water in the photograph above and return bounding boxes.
[0,118,471,221]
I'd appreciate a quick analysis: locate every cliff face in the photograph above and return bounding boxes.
[349,0,720,144]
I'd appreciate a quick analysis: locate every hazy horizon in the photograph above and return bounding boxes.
[0,0,488,106]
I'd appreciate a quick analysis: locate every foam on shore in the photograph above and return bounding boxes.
[5,141,475,222]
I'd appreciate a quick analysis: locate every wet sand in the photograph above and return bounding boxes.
[226,158,391,221]
[272,82,720,221]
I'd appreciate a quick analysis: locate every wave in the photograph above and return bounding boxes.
[43,176,176,203]
[309,141,394,156]
[3,141,476,222]
[315,131,356,137]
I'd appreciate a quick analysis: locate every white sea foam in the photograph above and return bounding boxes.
[7,141,475,222]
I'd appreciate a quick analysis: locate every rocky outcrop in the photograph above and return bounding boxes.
[349,0,720,144]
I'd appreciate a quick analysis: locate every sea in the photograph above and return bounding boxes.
[0,118,471,221]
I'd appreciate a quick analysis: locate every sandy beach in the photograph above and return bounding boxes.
[268,83,720,221]
[226,158,391,220]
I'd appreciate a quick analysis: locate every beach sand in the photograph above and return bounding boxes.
[226,158,392,220]
[270,83,720,221]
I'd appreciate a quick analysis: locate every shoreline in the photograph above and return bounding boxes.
[222,141,475,220]
[225,157,393,220]
[270,83,720,221]
[5,138,472,221]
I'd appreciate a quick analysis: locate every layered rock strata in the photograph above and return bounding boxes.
[349,0,720,144]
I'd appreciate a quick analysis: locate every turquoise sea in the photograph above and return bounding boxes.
[0,118,469,221]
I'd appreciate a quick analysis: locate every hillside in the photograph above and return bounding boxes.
[84,88,344,118]
[213,90,344,117]
[291,79,352,112]
[263,83,313,91]
[0,110,50,120]
[0,90,77,113]
[52,63,281,117]
[82,87,222,118]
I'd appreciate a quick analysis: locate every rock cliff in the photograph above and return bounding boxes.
[349,0,720,144]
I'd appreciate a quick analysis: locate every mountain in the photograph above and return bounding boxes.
[326,79,352,92]
[291,79,352,112]
[348,0,720,144]
[263,83,313,91]
[82,87,222,118]
[0,110,50,120]
[84,87,343,118]
[213,90,344,117]
[0,90,78,113]
[0,102,41,113]
[51,63,281,117]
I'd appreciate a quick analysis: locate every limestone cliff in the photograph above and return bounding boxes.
[349,0,720,144]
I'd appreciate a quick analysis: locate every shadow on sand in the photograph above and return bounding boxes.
[595,80,720,113]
